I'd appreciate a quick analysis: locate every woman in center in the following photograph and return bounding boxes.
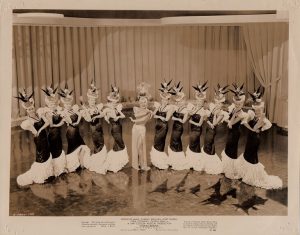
[103,86,129,173]
[201,84,229,175]
[168,82,191,170]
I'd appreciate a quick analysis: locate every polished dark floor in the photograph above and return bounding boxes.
[10,117,288,216]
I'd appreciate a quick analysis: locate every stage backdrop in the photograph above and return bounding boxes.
[11,23,288,128]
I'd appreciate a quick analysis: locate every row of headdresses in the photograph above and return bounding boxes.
[149,81,283,190]
[15,82,129,187]
[15,80,283,190]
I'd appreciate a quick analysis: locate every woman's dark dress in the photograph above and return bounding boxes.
[66,113,85,154]
[153,111,168,152]
[170,112,184,152]
[243,118,260,164]
[224,110,242,159]
[203,113,216,155]
[48,113,63,159]
[90,113,105,154]
[33,119,51,163]
[109,116,125,152]
[189,113,202,153]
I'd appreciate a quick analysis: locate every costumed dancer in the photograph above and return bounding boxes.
[103,86,129,173]
[238,87,282,189]
[42,84,66,177]
[168,82,191,170]
[150,80,174,169]
[58,84,90,173]
[186,81,210,171]
[201,84,229,175]
[221,83,247,179]
[15,89,53,186]
[130,82,153,171]
[80,80,108,174]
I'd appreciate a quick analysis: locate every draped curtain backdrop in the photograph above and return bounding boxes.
[13,24,287,124]
[242,23,288,128]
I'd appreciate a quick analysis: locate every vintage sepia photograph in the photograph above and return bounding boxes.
[2,0,300,234]
[8,8,289,217]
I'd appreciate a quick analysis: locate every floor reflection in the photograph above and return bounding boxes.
[10,119,287,216]
[10,167,287,216]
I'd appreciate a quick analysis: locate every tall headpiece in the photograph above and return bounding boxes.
[15,88,35,110]
[42,83,58,106]
[137,82,151,100]
[170,81,185,101]
[229,83,245,104]
[249,86,265,110]
[158,79,173,100]
[107,85,120,102]
[58,82,74,105]
[192,80,208,100]
[87,79,99,99]
[214,83,229,103]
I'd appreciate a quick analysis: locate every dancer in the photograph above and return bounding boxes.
[186,81,210,171]
[150,80,174,170]
[130,82,153,171]
[168,82,190,170]
[238,87,282,189]
[15,89,53,186]
[201,84,229,175]
[103,85,129,173]
[81,81,108,174]
[42,84,66,177]
[221,83,247,179]
[59,84,90,173]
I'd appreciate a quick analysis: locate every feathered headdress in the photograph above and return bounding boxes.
[249,86,264,103]
[158,79,173,94]
[87,79,99,99]
[170,81,183,95]
[107,85,120,102]
[41,82,58,97]
[249,86,265,109]
[229,83,245,103]
[58,82,74,98]
[15,88,35,110]
[192,80,208,94]
[214,83,229,103]
[170,81,185,101]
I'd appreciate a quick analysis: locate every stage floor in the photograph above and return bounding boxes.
[10,118,287,216]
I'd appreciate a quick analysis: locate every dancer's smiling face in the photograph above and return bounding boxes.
[139,97,148,109]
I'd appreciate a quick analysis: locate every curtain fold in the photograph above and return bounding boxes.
[242,23,288,128]
[12,25,257,120]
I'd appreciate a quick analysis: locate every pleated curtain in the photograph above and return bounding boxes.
[242,23,288,128]
[12,25,257,119]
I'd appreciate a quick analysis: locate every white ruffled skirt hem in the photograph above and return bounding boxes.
[52,150,67,177]
[150,146,169,170]
[17,156,54,186]
[106,147,129,173]
[66,145,91,173]
[238,154,283,189]
[201,147,223,175]
[168,146,189,170]
[185,145,205,171]
[84,145,108,174]
[221,150,242,179]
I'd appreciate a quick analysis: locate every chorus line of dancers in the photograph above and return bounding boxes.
[15,80,283,190]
